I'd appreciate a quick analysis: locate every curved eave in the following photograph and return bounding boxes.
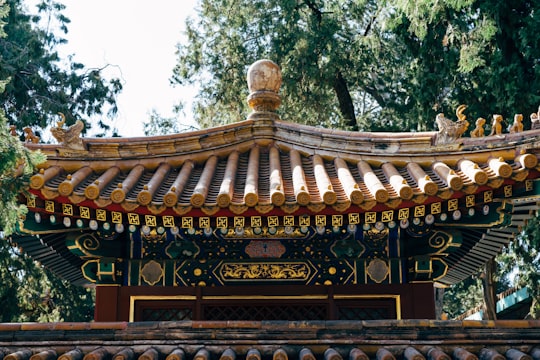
[438,198,539,286]
[25,119,540,216]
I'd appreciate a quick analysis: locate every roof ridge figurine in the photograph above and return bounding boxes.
[435,104,469,145]
[50,112,86,151]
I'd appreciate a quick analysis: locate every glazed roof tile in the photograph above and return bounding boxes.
[0,320,539,360]
[26,119,540,216]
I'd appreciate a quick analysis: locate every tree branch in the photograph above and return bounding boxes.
[332,71,358,130]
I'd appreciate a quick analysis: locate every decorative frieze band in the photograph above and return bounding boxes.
[24,184,527,231]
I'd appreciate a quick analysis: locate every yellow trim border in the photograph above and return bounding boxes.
[129,294,401,322]
[129,295,197,322]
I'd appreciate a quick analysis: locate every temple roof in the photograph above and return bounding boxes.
[25,59,540,217]
[14,59,540,288]
[24,119,540,216]
[0,320,539,360]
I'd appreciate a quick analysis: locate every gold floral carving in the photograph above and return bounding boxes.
[147,204,167,215]
[462,185,478,195]
[173,205,193,215]
[219,262,310,281]
[229,204,249,215]
[332,201,351,212]
[120,201,140,212]
[68,194,86,204]
[40,188,59,200]
[358,200,377,211]
[512,170,529,182]
[222,226,306,239]
[307,203,326,213]
[93,198,112,208]
[280,203,300,214]
[488,178,504,189]
[436,190,453,200]
[73,234,101,257]
[385,198,402,209]
[255,203,274,214]
[412,194,429,204]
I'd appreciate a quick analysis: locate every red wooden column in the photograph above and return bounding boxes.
[95,285,120,321]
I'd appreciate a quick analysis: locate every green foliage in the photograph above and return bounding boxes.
[143,107,198,136]
[498,214,540,318]
[0,0,122,133]
[175,0,540,133]
[0,0,105,322]
[0,0,45,235]
[174,0,402,130]
[0,0,7,38]
[443,262,512,319]
[442,276,483,319]
[0,107,45,235]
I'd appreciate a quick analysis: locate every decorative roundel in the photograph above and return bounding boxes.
[115,223,125,233]
[89,219,98,230]
[400,219,409,229]
[142,225,151,235]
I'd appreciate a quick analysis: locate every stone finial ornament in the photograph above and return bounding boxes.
[470,117,486,138]
[489,114,503,136]
[246,59,282,119]
[509,114,523,133]
[435,105,469,145]
[50,112,86,151]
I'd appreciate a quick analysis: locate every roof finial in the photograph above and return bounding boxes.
[246,59,282,120]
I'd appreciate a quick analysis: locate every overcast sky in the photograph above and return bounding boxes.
[47,0,199,137]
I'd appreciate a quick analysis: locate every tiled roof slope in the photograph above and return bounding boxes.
[25,119,540,216]
[0,320,539,360]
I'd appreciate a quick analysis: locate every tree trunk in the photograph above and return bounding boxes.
[332,71,358,131]
[482,259,497,320]
[434,287,446,319]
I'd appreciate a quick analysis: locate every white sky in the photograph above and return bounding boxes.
[47,0,199,137]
